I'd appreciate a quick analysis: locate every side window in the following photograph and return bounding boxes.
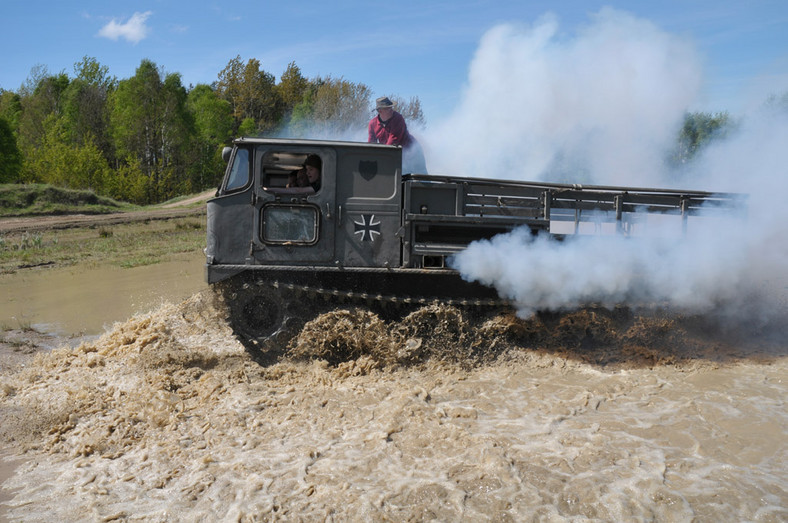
[261,205,318,244]
[262,150,322,193]
[225,148,250,191]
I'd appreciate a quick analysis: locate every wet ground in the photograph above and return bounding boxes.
[1,291,786,521]
[1,195,786,521]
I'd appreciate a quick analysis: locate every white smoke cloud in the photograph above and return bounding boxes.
[97,11,153,44]
[451,217,756,318]
[443,8,788,326]
[425,8,701,186]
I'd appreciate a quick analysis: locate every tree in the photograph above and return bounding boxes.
[187,84,233,188]
[237,117,258,137]
[17,72,69,153]
[0,89,23,182]
[672,112,733,164]
[74,56,116,92]
[110,60,161,169]
[61,80,107,150]
[61,57,116,155]
[160,72,196,184]
[104,155,149,204]
[110,59,194,202]
[18,64,50,97]
[0,89,22,131]
[25,114,110,191]
[188,84,232,144]
[216,55,282,134]
[304,76,372,137]
[215,56,244,120]
[288,81,319,136]
[277,62,309,117]
[0,117,23,182]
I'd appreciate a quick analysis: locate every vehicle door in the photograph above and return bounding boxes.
[251,145,336,263]
[207,145,256,266]
[335,145,401,268]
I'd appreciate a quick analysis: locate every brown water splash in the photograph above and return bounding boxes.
[1,291,785,521]
[285,301,785,371]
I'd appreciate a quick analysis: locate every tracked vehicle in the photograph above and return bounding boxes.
[206,138,744,357]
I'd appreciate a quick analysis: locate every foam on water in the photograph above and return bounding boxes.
[0,291,786,521]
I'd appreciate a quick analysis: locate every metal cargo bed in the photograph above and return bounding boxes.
[403,174,746,235]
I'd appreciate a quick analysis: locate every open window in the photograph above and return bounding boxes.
[261,150,322,194]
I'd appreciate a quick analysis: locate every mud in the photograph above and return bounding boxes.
[0,292,786,521]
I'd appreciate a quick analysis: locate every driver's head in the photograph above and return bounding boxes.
[304,154,322,184]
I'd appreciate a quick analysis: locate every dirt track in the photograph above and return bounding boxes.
[0,190,214,234]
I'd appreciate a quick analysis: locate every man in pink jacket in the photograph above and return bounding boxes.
[368,96,427,173]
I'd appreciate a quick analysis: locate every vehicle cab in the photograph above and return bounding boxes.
[205,138,403,283]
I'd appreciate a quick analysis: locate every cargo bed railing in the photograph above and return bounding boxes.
[404,174,747,235]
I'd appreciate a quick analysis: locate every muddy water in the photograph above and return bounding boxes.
[0,254,206,335]
[0,291,785,521]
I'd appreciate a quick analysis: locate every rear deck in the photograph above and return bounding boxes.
[401,174,746,267]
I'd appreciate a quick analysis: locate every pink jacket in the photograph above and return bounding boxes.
[368,111,415,148]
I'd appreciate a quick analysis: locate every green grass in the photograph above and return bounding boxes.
[0,218,206,274]
[0,317,36,332]
[0,183,137,217]
[0,183,208,273]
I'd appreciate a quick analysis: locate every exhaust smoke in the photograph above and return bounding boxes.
[429,8,787,327]
[426,8,702,186]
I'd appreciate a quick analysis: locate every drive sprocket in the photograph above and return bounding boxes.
[217,276,310,363]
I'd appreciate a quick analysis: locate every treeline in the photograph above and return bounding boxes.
[3,54,781,204]
[0,56,424,204]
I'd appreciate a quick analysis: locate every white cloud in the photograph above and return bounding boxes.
[97,11,153,44]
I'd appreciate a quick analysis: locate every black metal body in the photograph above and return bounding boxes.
[206,138,746,297]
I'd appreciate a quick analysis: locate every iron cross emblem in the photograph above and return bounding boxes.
[353,214,381,242]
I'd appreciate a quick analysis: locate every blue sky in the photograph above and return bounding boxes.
[1,1,787,121]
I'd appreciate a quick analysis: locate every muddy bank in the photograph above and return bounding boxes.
[1,292,785,521]
[0,329,61,374]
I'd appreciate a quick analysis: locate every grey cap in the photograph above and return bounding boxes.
[375,96,394,110]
